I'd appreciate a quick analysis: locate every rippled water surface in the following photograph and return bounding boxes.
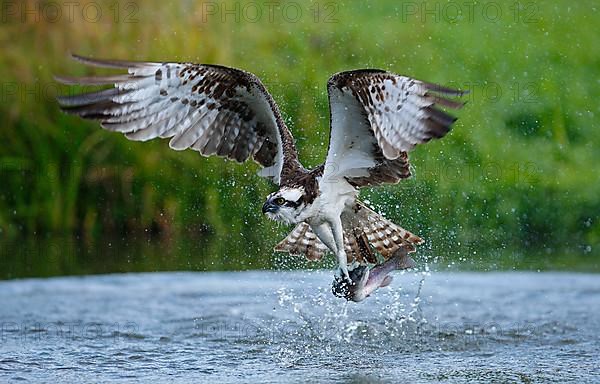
[1,271,599,383]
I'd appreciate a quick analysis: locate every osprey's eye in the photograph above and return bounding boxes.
[274,197,286,206]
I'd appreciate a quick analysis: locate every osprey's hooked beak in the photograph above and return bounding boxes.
[262,200,278,214]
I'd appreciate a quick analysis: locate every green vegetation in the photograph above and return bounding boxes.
[1,0,599,277]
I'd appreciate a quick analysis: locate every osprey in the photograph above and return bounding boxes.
[57,54,466,285]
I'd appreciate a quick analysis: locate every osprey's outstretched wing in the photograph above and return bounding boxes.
[56,54,299,185]
[323,70,466,187]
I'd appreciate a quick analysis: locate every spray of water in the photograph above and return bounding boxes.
[268,267,432,366]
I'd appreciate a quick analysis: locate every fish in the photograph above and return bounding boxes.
[331,246,416,302]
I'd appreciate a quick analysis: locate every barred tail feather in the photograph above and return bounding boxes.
[274,223,328,261]
[275,201,423,264]
[274,223,379,264]
[341,201,424,258]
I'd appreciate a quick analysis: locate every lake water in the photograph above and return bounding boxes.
[1,271,599,383]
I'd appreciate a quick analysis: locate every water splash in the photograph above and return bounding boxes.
[269,269,432,366]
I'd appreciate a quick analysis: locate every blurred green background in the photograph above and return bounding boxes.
[1,0,598,278]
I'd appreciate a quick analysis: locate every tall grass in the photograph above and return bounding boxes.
[1,0,599,269]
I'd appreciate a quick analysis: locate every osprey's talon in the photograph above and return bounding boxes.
[336,249,351,280]
[343,271,352,283]
[336,264,353,285]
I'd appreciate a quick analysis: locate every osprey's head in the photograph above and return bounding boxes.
[262,187,306,224]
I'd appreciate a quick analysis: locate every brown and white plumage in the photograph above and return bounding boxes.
[276,201,423,263]
[56,54,302,185]
[324,69,465,188]
[57,55,466,286]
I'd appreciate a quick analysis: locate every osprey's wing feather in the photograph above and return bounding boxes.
[324,70,466,187]
[56,54,299,185]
